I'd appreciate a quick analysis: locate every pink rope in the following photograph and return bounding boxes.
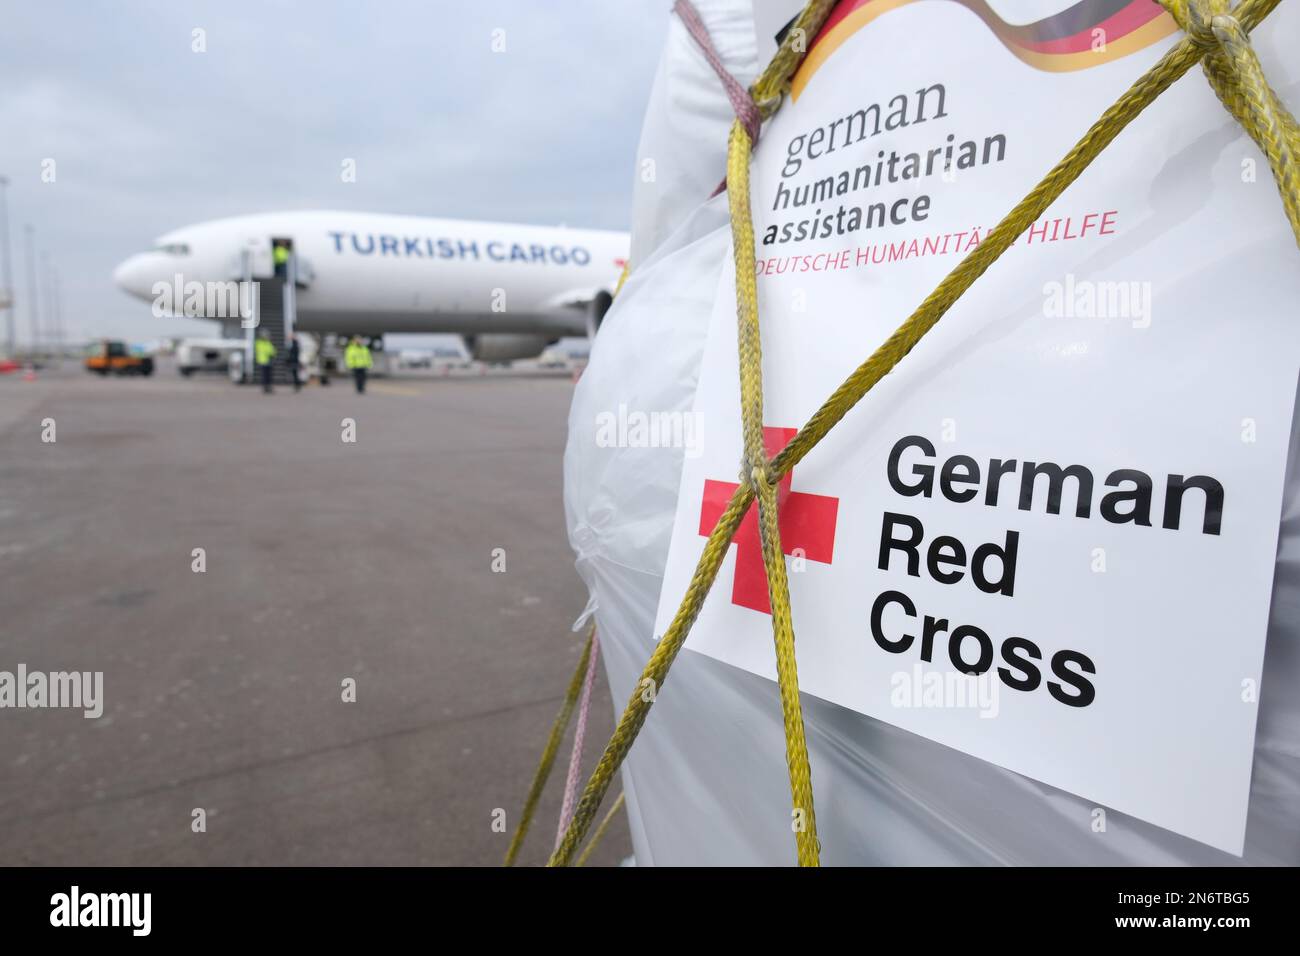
[673,0,762,143]
[673,0,764,197]
[555,629,601,850]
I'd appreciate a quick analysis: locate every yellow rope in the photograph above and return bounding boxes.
[726,112,820,865]
[503,623,594,866]
[750,0,840,116]
[1158,0,1299,245]
[548,0,838,868]
[544,0,1292,867]
[575,791,627,867]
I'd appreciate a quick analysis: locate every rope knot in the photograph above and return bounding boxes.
[744,458,776,494]
[1209,11,1247,44]
[1158,0,1235,47]
[751,90,784,124]
[1159,0,1300,249]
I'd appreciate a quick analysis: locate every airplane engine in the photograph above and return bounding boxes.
[586,290,613,338]
[465,333,551,364]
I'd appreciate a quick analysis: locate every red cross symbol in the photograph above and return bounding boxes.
[698,427,840,614]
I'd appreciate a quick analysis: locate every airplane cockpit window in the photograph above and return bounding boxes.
[154,242,191,255]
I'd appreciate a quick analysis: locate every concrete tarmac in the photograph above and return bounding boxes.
[0,361,629,866]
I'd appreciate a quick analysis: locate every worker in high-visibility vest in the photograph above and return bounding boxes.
[272,241,290,279]
[254,330,277,394]
[345,336,373,394]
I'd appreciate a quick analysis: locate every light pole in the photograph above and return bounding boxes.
[0,176,13,358]
[24,224,39,356]
[42,251,59,364]
[52,267,63,360]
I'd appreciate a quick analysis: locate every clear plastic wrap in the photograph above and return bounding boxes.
[564,0,1300,865]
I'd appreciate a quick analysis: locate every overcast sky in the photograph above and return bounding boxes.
[0,0,669,347]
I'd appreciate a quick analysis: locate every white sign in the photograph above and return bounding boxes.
[655,0,1300,855]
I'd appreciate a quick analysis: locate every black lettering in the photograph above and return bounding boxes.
[1019,461,1094,518]
[878,512,923,576]
[887,435,935,497]
[986,459,1017,506]
[948,624,994,675]
[971,530,1018,597]
[926,535,966,584]
[997,637,1042,691]
[871,590,916,653]
[1163,474,1224,535]
[919,615,947,663]
[1100,469,1153,527]
[1048,650,1096,707]
[939,454,980,502]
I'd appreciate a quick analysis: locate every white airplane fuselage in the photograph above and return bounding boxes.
[113,211,629,341]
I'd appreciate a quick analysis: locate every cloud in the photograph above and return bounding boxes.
[0,0,670,345]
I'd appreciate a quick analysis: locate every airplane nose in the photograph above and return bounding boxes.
[113,254,159,301]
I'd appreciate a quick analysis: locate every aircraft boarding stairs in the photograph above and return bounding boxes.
[229,246,312,385]
[251,276,293,385]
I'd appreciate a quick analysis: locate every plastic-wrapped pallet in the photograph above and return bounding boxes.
[565,0,1300,864]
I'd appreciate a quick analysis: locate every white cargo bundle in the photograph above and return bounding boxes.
[564,0,1300,864]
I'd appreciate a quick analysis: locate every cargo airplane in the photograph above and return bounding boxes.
[112,211,629,363]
